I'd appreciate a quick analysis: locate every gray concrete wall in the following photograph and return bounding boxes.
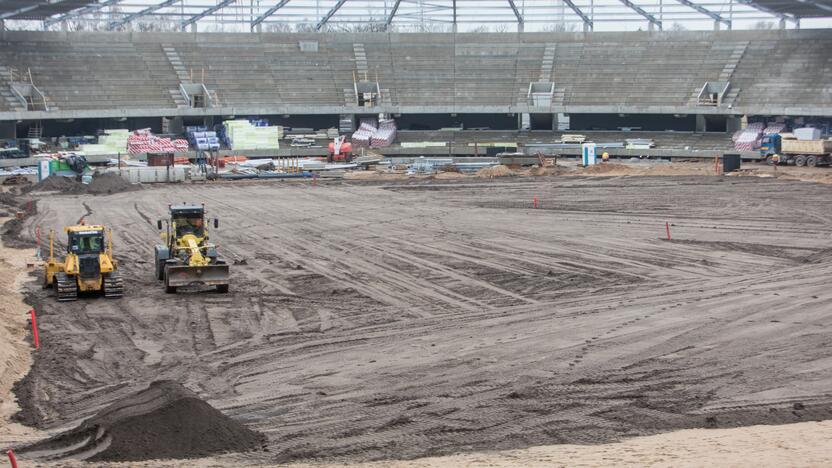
[1,29,830,120]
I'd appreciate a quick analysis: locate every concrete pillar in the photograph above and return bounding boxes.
[255,23,262,33]
[583,23,590,32]
[726,116,741,134]
[166,116,184,134]
[203,116,215,129]
[648,22,654,32]
[695,114,707,133]
[191,23,197,33]
[713,20,720,31]
[0,121,16,139]
[61,20,68,31]
[0,19,5,32]
[779,18,786,29]
[517,22,524,33]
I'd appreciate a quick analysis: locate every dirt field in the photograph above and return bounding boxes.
[6,172,832,464]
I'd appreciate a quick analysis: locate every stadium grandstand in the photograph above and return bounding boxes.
[0,0,830,157]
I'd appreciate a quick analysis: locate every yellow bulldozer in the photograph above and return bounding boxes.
[154,204,229,293]
[43,224,124,301]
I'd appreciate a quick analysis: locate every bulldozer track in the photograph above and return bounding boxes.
[54,272,77,302]
[103,272,124,298]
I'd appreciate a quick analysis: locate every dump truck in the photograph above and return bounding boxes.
[760,134,832,167]
[154,204,229,293]
[43,224,123,301]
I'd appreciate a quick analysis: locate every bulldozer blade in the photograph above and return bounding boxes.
[165,264,229,288]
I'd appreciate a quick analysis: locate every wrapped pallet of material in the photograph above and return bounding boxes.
[794,127,822,141]
[81,129,130,155]
[224,120,281,150]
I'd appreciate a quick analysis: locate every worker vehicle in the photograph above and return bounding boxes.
[43,224,123,301]
[760,133,832,167]
[327,136,353,162]
[154,204,229,293]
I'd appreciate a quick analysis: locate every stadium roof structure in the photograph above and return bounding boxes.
[0,0,829,29]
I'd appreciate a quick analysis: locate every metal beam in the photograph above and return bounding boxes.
[251,0,290,28]
[107,0,179,29]
[794,0,832,13]
[674,0,731,25]
[506,0,524,24]
[562,0,593,28]
[1,0,70,20]
[385,0,401,27]
[315,0,347,30]
[182,0,236,28]
[44,0,122,27]
[617,0,662,28]
[735,0,798,21]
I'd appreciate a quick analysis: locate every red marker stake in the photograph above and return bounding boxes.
[666,222,672,241]
[7,450,18,468]
[29,309,39,350]
[533,195,538,209]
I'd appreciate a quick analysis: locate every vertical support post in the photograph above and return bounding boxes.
[7,449,18,468]
[29,309,39,350]
[665,222,671,241]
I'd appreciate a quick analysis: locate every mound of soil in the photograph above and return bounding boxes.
[18,380,266,462]
[24,172,139,195]
[86,172,139,195]
[476,165,515,178]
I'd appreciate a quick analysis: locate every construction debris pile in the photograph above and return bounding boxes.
[351,118,397,148]
[127,129,189,155]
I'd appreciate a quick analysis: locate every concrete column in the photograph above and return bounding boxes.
[583,23,590,32]
[779,18,786,29]
[166,116,184,134]
[61,20,68,31]
[517,22,524,33]
[695,114,707,133]
[713,20,720,31]
[648,22,655,32]
[0,19,6,31]
[726,116,741,134]
[255,23,262,33]
[191,23,197,33]
[0,121,16,139]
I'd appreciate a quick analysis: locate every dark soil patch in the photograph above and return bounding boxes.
[17,380,266,462]
[23,173,139,196]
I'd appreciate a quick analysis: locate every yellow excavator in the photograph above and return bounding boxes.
[154,204,229,293]
[43,224,124,301]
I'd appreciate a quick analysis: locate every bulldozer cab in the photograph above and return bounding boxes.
[172,209,205,238]
[68,230,104,254]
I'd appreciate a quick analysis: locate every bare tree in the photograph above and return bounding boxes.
[753,20,775,29]
[669,22,687,31]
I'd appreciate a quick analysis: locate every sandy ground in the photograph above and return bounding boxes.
[0,218,43,447]
[19,420,832,467]
[345,161,832,185]
[3,171,832,465]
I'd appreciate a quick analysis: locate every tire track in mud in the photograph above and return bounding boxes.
[13,177,832,463]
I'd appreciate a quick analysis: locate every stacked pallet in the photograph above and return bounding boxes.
[351,119,397,148]
[81,129,130,155]
[371,119,397,148]
[127,129,189,154]
[223,120,281,150]
[733,122,764,152]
